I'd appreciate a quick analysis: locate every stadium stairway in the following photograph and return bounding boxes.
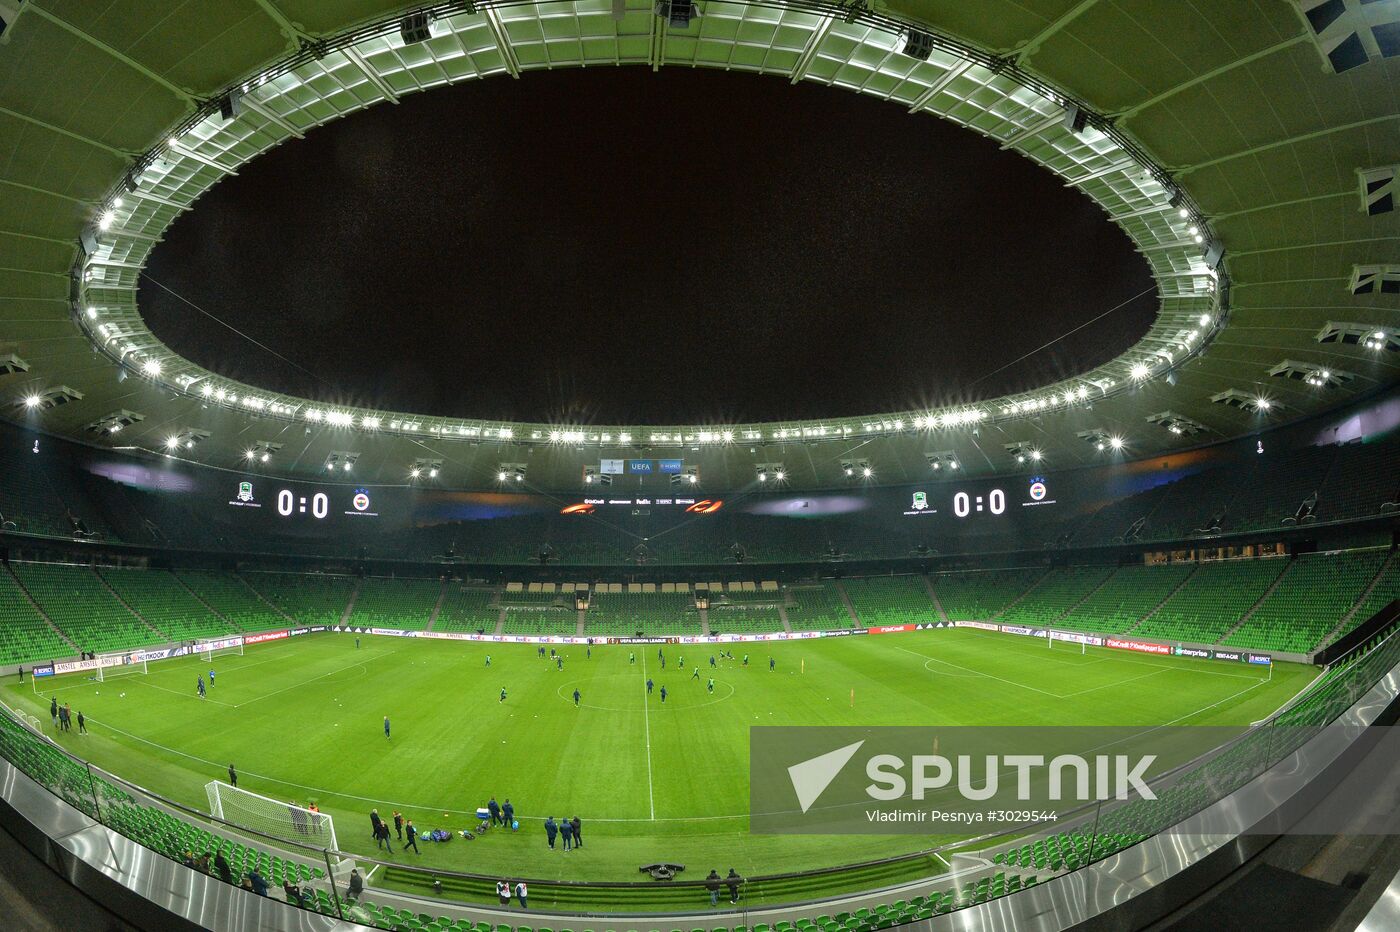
[172,572,239,630]
[426,583,448,631]
[92,568,171,641]
[1212,559,1298,646]
[1318,549,1399,648]
[834,581,861,628]
[341,579,362,626]
[920,575,950,623]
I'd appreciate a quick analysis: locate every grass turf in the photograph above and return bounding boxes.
[2,628,1317,909]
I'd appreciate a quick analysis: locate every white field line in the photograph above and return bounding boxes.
[131,677,239,708]
[894,644,1062,698]
[641,653,656,820]
[958,626,1265,680]
[234,651,398,709]
[1059,668,1169,699]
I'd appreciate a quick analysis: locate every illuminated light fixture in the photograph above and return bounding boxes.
[583,473,593,483]
[758,472,767,482]
[1016,454,1026,463]
[216,389,228,401]
[1200,313,1212,327]
[343,462,352,472]
[1130,362,1150,380]
[98,210,115,231]
[844,466,853,477]
[1109,436,1124,450]
[1255,397,1272,411]
[410,468,421,478]
[498,471,509,481]
[260,453,269,463]
[85,306,97,319]
[687,473,697,484]
[1193,233,1204,243]
[429,468,438,478]
[245,450,256,460]
[1030,450,1042,461]
[164,436,180,451]
[861,466,872,478]
[514,473,522,481]
[327,463,335,471]
[775,470,786,481]
[200,384,212,396]
[142,359,162,375]
[949,461,958,469]
[305,408,322,420]
[24,395,41,409]
[361,416,380,429]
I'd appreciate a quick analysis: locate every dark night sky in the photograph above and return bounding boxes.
[144,67,1155,425]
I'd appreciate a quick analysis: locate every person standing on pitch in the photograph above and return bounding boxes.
[208,668,215,688]
[502,798,515,829]
[500,687,507,703]
[485,654,492,667]
[403,819,420,853]
[629,651,635,665]
[77,710,86,734]
[571,815,582,848]
[370,808,383,840]
[355,636,360,649]
[228,763,238,788]
[769,656,775,671]
[559,816,573,851]
[573,688,581,707]
[556,655,563,672]
[197,675,206,699]
[383,715,391,740]
[375,819,393,852]
[660,685,667,703]
[49,696,57,729]
[692,666,700,681]
[647,677,654,694]
[707,677,715,694]
[544,816,558,849]
[488,797,501,826]
[393,810,404,840]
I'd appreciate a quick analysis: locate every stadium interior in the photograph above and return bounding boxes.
[1,2,1399,932]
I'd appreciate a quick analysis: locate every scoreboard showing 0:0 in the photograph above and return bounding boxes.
[953,488,1005,517]
[277,489,329,518]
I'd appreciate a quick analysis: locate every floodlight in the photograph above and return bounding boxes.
[498,471,509,482]
[844,466,853,477]
[164,437,179,450]
[861,467,872,478]
[86,306,96,318]
[514,473,523,482]
[1030,450,1042,461]
[949,461,958,470]
[245,450,256,460]
[1110,436,1124,450]
[98,210,115,231]
[411,468,421,478]
[24,395,40,408]
[687,473,697,484]
[758,472,767,482]
[1016,454,1026,464]
[142,359,162,375]
[1130,362,1150,380]
[429,468,438,478]
[584,474,593,484]
[260,453,269,463]
[343,463,352,471]
[1255,397,1271,410]
[775,470,786,481]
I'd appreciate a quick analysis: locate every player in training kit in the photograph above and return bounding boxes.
[556,656,563,671]
[769,656,775,671]
[660,686,667,703]
[629,652,636,665]
[208,669,215,687]
[692,667,700,680]
[743,654,749,667]
[710,656,716,668]
[383,716,391,740]
[197,676,206,699]
[707,677,715,693]
[646,677,654,694]
[500,687,507,703]
[573,689,581,707]
[485,655,491,666]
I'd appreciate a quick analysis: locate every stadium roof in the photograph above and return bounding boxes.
[0,0,1396,491]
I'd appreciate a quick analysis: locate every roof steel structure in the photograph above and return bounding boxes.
[0,0,1396,490]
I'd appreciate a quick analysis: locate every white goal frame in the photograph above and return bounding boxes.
[198,636,245,662]
[205,779,341,860]
[95,651,147,682]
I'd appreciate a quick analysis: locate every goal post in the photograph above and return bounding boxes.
[205,780,340,857]
[198,636,245,662]
[95,651,146,682]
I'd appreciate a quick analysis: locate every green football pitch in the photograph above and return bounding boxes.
[3,629,1316,906]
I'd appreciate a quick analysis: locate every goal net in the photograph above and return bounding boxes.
[95,651,147,682]
[205,780,340,856]
[198,636,244,662]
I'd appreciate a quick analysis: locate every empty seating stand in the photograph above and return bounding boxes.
[843,576,937,627]
[931,568,1042,620]
[1223,549,1389,653]
[350,577,442,630]
[785,583,853,631]
[12,562,163,655]
[1133,558,1286,644]
[244,572,356,628]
